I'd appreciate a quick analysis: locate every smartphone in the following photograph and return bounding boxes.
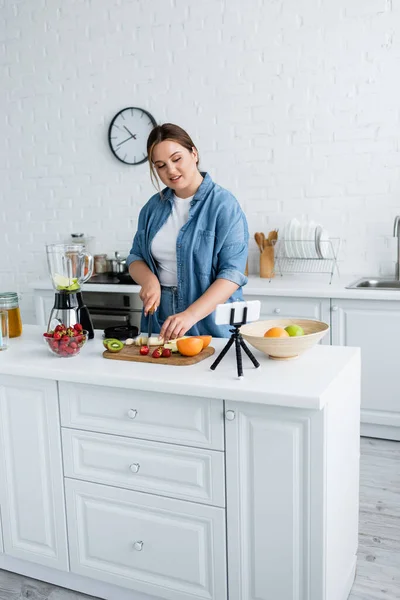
[214,300,261,326]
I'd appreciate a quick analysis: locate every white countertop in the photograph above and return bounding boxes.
[0,325,360,411]
[30,274,400,300]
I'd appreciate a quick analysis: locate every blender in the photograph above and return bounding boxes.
[46,244,95,339]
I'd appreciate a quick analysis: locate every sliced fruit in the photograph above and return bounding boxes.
[53,273,73,289]
[152,346,163,358]
[140,345,149,355]
[163,336,189,353]
[134,335,164,346]
[103,338,115,349]
[177,337,203,357]
[148,336,164,346]
[162,348,172,358]
[105,339,124,352]
[193,335,212,349]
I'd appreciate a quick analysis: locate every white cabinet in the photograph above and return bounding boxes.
[65,479,227,600]
[59,382,224,450]
[225,398,360,600]
[244,295,331,344]
[0,505,3,553]
[34,289,55,328]
[62,428,225,507]
[331,298,400,440]
[0,376,68,570]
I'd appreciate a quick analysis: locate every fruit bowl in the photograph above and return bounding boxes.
[240,318,329,360]
[43,327,88,358]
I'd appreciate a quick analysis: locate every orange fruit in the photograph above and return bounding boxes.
[264,327,290,338]
[177,337,203,357]
[193,335,212,349]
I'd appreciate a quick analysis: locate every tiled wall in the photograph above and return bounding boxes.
[2,0,400,322]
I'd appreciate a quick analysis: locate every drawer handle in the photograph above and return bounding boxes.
[225,410,236,421]
[274,308,281,314]
[331,305,338,312]
[127,409,138,419]
[133,541,143,551]
[130,463,140,473]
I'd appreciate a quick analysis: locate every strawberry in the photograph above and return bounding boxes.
[162,348,171,358]
[74,323,83,332]
[53,332,62,340]
[152,346,163,358]
[140,345,149,356]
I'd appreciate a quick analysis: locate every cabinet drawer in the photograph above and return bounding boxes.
[245,295,328,320]
[65,479,227,600]
[62,429,225,507]
[59,382,224,450]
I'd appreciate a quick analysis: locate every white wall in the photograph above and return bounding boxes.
[2,0,400,322]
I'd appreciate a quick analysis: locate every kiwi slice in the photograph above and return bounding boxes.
[105,339,124,353]
[103,338,116,349]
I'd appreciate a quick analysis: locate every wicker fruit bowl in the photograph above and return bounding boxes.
[240,318,329,360]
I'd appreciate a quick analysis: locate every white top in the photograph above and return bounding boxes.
[151,194,193,286]
[0,325,360,411]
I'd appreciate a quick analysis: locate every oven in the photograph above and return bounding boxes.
[82,291,142,331]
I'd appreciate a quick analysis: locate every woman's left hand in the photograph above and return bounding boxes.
[160,310,197,342]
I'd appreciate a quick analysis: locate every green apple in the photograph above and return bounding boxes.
[284,324,304,337]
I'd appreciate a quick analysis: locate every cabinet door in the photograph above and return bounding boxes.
[225,401,323,600]
[0,506,3,553]
[0,376,68,570]
[34,290,55,327]
[66,479,227,600]
[244,295,331,344]
[331,299,400,423]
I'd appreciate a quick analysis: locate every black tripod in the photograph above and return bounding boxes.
[210,307,260,378]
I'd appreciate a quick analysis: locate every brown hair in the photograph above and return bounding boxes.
[147,123,199,191]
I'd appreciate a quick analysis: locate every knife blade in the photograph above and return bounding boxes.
[147,303,156,339]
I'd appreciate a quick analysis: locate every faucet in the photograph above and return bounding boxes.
[393,216,400,280]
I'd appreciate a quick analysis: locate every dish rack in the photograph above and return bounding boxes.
[273,238,341,284]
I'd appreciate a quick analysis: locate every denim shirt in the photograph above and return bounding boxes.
[126,172,249,337]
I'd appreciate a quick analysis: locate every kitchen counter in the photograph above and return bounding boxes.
[0,325,360,600]
[30,274,400,300]
[0,325,360,411]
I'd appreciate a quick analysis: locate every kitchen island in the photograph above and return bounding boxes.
[0,325,361,600]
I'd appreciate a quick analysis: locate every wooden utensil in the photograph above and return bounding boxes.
[260,245,275,278]
[254,233,264,253]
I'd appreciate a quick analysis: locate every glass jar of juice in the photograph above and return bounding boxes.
[0,292,22,338]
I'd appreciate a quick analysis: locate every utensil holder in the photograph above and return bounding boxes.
[260,246,275,278]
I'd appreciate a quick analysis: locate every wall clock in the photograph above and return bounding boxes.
[108,107,157,165]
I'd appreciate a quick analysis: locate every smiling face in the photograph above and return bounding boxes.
[152,139,202,198]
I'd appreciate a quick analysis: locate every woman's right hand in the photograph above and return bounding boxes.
[139,274,161,316]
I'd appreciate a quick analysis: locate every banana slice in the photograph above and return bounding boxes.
[134,335,164,346]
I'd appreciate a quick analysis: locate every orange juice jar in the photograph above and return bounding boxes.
[0,292,22,338]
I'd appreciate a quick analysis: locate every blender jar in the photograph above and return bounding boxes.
[46,244,94,291]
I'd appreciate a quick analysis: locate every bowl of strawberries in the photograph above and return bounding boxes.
[43,323,88,358]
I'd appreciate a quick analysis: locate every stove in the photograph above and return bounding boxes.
[86,274,137,285]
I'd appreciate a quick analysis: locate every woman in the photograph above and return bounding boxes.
[127,123,249,341]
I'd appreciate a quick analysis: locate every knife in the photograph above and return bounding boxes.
[147,303,156,340]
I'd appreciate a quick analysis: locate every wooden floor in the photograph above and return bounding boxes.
[0,437,399,600]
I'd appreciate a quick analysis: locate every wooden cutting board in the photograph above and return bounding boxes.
[103,345,215,366]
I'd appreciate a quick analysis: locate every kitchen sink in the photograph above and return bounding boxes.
[346,277,400,290]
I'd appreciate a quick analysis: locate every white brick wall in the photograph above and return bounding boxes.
[1,0,400,323]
